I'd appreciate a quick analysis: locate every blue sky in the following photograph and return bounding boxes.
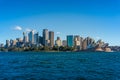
[0,0,120,46]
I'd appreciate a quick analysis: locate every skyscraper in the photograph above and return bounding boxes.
[55,37,62,47]
[74,35,80,46]
[23,32,28,43]
[16,38,23,42]
[23,32,26,43]
[0,44,4,48]
[39,36,43,45]
[34,32,39,44]
[6,40,10,48]
[49,31,54,47]
[62,40,67,47]
[74,35,81,51]
[28,30,34,44]
[10,39,13,47]
[82,38,87,50]
[43,29,49,46]
[79,37,83,50]
[67,35,74,47]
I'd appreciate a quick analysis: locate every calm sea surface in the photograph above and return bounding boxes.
[0,52,120,80]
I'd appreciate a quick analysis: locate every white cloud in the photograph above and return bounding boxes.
[14,26,22,31]
[56,32,60,35]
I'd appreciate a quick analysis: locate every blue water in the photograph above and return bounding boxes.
[0,52,120,80]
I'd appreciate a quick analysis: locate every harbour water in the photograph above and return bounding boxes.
[0,52,120,80]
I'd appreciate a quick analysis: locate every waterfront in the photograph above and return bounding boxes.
[0,52,120,80]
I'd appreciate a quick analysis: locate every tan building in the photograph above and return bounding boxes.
[49,31,54,47]
[55,37,62,47]
[74,35,80,46]
[13,40,17,46]
[82,39,87,50]
[74,36,84,50]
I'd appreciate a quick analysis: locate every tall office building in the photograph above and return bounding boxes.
[49,31,54,47]
[28,30,34,44]
[0,44,4,48]
[43,29,49,46]
[25,36,28,43]
[74,35,80,46]
[82,38,87,50]
[74,35,81,50]
[16,38,23,42]
[55,37,62,47]
[39,36,43,45]
[10,39,13,47]
[62,40,67,47]
[13,40,17,46]
[6,40,10,48]
[79,37,83,50]
[23,32,26,43]
[16,38,23,47]
[67,35,74,47]
[34,32,39,44]
[23,32,28,43]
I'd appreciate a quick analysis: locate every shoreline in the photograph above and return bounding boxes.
[0,50,114,53]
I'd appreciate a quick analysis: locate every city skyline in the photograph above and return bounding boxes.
[1,28,110,52]
[0,0,120,46]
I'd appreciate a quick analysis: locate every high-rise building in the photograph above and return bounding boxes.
[79,37,83,50]
[39,36,43,45]
[55,37,62,47]
[28,30,34,44]
[6,40,10,48]
[43,29,49,46]
[74,35,81,50]
[34,32,39,44]
[49,31,54,47]
[67,35,74,47]
[23,32,28,43]
[16,38,23,47]
[25,36,28,43]
[82,38,87,50]
[10,39,13,46]
[74,35,80,46]
[16,38,23,42]
[23,32,26,43]
[0,43,4,48]
[13,40,17,46]
[62,40,67,47]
